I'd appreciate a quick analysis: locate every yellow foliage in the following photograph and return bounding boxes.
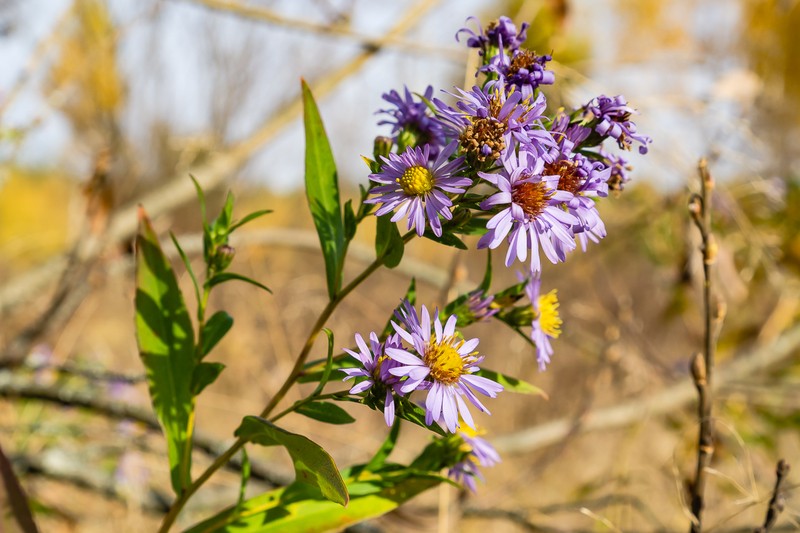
[48,0,123,129]
[0,169,72,265]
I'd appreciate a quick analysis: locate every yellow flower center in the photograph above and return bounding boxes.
[536,289,562,338]
[397,165,434,195]
[424,337,466,385]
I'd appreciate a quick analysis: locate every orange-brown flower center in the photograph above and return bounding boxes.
[460,117,506,163]
[546,160,582,195]
[512,181,551,219]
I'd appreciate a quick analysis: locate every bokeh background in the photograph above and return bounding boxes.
[1,0,799,531]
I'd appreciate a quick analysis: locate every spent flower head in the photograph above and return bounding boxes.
[385,302,503,433]
[366,142,470,237]
[378,86,446,156]
[583,95,652,154]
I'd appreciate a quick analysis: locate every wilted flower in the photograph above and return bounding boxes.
[378,86,446,156]
[366,142,470,237]
[601,149,633,192]
[524,274,562,370]
[434,85,554,164]
[448,427,500,492]
[385,302,503,433]
[341,332,404,426]
[477,149,579,273]
[584,95,652,154]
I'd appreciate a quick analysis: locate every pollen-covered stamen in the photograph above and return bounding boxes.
[511,180,552,219]
[460,117,506,162]
[397,165,434,195]
[507,49,538,76]
[546,160,582,195]
[536,289,562,338]
[424,337,467,385]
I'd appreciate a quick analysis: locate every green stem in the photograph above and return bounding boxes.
[157,231,414,532]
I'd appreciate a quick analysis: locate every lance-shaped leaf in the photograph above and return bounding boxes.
[183,471,442,533]
[295,402,355,425]
[135,207,195,495]
[235,416,348,506]
[375,215,404,268]
[474,368,547,397]
[302,79,345,300]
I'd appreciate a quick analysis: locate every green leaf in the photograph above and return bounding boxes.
[169,232,201,312]
[343,200,357,242]
[183,471,441,533]
[302,79,345,301]
[311,329,335,397]
[235,416,348,506]
[189,174,208,229]
[364,417,400,472]
[479,249,492,292]
[394,397,446,437]
[474,368,547,397]
[238,448,251,508]
[375,215,404,268]
[205,272,272,293]
[212,191,235,236]
[135,207,195,495]
[453,216,489,236]
[425,230,467,250]
[192,361,226,395]
[295,402,355,425]
[228,209,273,233]
[201,311,233,357]
[298,356,350,384]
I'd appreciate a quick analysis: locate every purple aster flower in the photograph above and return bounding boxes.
[365,142,470,237]
[486,48,555,98]
[385,303,503,433]
[464,289,500,323]
[457,16,529,55]
[448,429,500,492]
[377,86,446,157]
[523,274,562,370]
[600,149,633,192]
[543,152,610,251]
[549,109,592,154]
[584,95,652,154]
[434,85,554,164]
[341,332,404,426]
[477,149,579,273]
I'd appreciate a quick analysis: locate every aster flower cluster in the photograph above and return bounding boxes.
[343,14,650,491]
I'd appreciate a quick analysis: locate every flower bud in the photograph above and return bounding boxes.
[212,244,235,272]
[373,136,393,160]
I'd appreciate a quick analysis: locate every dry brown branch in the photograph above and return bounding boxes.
[0,0,441,317]
[492,322,800,455]
[688,158,723,533]
[754,460,791,533]
[0,371,289,487]
[171,0,462,60]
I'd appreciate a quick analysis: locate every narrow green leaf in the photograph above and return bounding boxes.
[183,472,441,533]
[134,207,195,495]
[425,230,467,250]
[235,416,348,506]
[474,368,547,397]
[311,329,335,397]
[375,215,404,268]
[479,249,492,292]
[395,397,446,437]
[201,311,233,357]
[296,402,355,425]
[205,272,272,293]
[302,79,345,300]
[169,232,201,312]
[0,441,38,533]
[298,356,349,384]
[343,200,357,242]
[189,174,207,229]
[364,417,400,472]
[238,448,251,507]
[229,209,273,233]
[191,361,225,395]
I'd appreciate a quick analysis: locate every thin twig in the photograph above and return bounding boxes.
[492,321,800,454]
[754,460,791,533]
[688,158,723,533]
